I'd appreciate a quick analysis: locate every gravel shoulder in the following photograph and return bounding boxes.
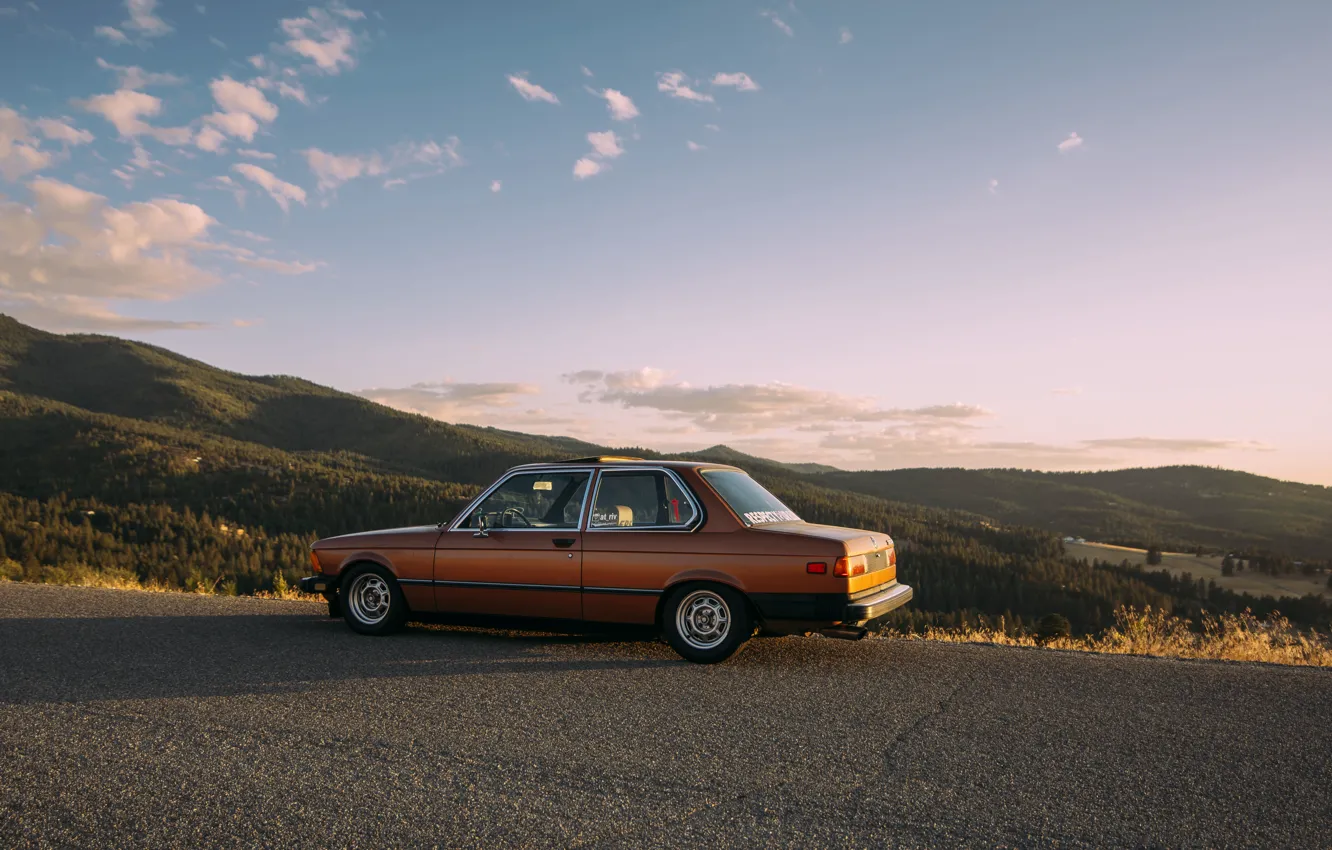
[2,582,1330,849]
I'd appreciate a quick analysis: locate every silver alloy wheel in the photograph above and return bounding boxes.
[675,589,732,650]
[347,573,392,626]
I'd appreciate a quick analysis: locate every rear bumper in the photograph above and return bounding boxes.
[844,582,913,621]
[298,575,336,595]
[750,581,913,625]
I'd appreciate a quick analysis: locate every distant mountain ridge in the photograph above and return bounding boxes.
[1,314,1328,633]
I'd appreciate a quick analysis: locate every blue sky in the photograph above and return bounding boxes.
[2,1,1330,483]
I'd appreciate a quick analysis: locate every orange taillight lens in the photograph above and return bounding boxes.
[834,555,867,577]
[310,550,322,574]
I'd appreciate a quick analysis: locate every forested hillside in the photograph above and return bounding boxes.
[2,315,1327,633]
[816,466,1332,560]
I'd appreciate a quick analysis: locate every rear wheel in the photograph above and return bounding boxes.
[341,564,407,636]
[662,583,753,663]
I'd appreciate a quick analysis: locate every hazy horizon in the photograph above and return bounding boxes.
[2,1,1329,483]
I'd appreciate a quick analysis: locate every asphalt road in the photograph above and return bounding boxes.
[1,583,1329,849]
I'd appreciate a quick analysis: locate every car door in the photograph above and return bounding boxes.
[434,469,590,620]
[581,467,703,624]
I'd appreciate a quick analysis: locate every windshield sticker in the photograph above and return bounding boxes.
[532,480,553,491]
[743,510,800,525]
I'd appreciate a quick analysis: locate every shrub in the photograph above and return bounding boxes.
[1036,613,1071,644]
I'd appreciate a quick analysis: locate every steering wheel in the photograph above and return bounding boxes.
[501,506,531,528]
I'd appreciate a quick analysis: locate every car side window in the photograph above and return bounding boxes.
[589,471,697,529]
[459,472,590,530]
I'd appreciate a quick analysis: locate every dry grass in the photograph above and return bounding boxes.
[887,606,1332,668]
[0,561,320,601]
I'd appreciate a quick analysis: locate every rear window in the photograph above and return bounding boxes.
[701,470,801,526]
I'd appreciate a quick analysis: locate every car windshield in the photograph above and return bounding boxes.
[701,470,801,526]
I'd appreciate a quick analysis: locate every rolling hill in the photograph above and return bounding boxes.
[815,466,1332,560]
[1,314,1327,631]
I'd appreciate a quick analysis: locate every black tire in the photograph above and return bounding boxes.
[662,583,753,664]
[341,564,408,636]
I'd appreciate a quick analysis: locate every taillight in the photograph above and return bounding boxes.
[310,550,322,574]
[889,548,897,568]
[834,555,867,577]
[806,561,827,574]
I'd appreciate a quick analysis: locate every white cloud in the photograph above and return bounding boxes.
[277,80,309,104]
[490,180,502,193]
[580,65,593,78]
[193,125,228,152]
[0,110,52,181]
[656,71,713,103]
[839,26,853,44]
[704,123,720,132]
[123,0,171,38]
[94,25,129,44]
[686,140,705,152]
[76,89,192,145]
[302,138,462,193]
[357,380,545,425]
[1080,437,1270,453]
[586,130,623,159]
[94,0,171,43]
[572,157,602,180]
[988,178,999,194]
[597,88,639,121]
[711,72,759,92]
[232,163,306,211]
[209,35,226,49]
[34,118,94,146]
[281,5,359,74]
[760,10,793,36]
[507,73,559,104]
[95,58,185,90]
[236,148,275,160]
[1057,132,1083,153]
[210,76,279,122]
[564,369,993,434]
[0,178,212,303]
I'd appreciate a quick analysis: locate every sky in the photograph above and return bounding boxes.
[2,1,1330,484]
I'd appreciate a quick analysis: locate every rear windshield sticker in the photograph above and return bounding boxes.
[743,510,800,525]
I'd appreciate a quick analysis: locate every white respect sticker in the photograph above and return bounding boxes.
[743,510,800,525]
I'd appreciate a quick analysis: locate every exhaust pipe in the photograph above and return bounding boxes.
[819,626,868,641]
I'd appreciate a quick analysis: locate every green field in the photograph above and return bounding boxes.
[1065,541,1328,600]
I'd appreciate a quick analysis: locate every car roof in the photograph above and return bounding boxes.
[507,457,741,472]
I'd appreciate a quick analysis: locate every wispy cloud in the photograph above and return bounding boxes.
[490,180,502,193]
[280,4,361,74]
[839,26,853,44]
[656,71,713,103]
[1057,131,1084,153]
[302,138,462,193]
[94,0,172,44]
[95,58,184,90]
[232,163,307,211]
[711,72,760,92]
[686,140,705,152]
[75,89,192,146]
[1081,437,1271,453]
[760,10,793,36]
[988,178,999,194]
[507,73,559,104]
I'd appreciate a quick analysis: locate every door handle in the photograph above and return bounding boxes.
[552,538,576,548]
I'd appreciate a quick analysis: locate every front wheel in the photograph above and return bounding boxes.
[341,564,408,635]
[662,583,753,664]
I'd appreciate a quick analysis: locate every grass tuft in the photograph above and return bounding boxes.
[883,605,1332,667]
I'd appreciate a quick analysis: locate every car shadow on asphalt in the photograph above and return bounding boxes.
[0,613,680,706]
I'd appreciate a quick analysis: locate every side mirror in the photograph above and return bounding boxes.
[473,512,489,538]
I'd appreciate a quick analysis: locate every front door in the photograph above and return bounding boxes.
[434,469,590,620]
